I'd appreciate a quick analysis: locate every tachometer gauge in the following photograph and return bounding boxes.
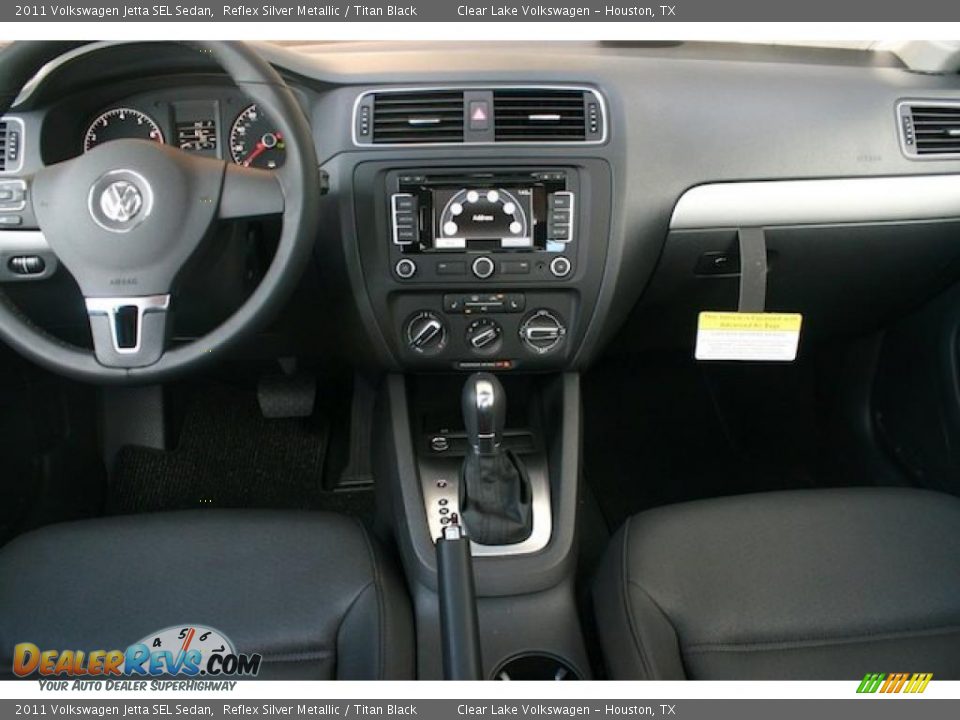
[229,104,286,169]
[84,107,164,152]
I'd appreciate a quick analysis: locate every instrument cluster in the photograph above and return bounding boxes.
[79,89,286,170]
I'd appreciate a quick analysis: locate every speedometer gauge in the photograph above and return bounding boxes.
[84,108,164,152]
[229,104,286,169]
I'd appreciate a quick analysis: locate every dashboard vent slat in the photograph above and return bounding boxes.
[493,89,588,142]
[372,91,464,144]
[900,102,960,158]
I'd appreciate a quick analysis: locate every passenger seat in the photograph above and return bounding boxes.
[592,488,960,679]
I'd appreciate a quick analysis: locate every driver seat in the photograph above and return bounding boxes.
[0,510,415,679]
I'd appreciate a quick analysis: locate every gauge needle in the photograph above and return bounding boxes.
[243,141,267,167]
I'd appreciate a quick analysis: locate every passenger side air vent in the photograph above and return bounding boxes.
[371,90,465,145]
[0,118,24,173]
[899,102,960,158]
[493,89,594,143]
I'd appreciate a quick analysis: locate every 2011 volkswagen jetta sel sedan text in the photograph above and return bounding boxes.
[0,39,958,681]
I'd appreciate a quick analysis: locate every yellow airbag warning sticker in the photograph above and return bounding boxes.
[695,312,803,362]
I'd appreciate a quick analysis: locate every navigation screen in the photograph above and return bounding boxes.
[432,187,534,250]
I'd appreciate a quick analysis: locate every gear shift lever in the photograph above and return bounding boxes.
[459,373,533,546]
[462,373,506,456]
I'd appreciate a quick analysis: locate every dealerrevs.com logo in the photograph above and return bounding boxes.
[13,625,261,679]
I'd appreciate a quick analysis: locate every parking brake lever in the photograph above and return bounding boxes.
[435,520,483,680]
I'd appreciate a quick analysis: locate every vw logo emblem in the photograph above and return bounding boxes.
[88,170,153,233]
[100,181,143,223]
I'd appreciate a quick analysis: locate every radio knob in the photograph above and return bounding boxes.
[519,309,566,354]
[395,258,417,279]
[550,256,572,278]
[405,311,447,355]
[465,318,503,355]
[471,256,495,280]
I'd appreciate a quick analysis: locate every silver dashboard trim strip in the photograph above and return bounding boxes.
[352,84,608,148]
[670,175,960,230]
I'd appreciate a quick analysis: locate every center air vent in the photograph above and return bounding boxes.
[371,90,465,145]
[355,87,605,146]
[0,118,24,173]
[899,101,960,158]
[493,89,591,142]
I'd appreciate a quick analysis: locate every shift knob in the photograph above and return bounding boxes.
[462,372,506,456]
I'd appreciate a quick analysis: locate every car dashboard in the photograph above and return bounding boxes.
[5,40,960,373]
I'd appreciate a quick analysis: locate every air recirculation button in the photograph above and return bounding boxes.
[405,311,447,355]
[519,310,566,354]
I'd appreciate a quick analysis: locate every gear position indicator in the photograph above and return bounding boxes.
[435,187,532,250]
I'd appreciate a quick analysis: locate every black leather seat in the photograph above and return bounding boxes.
[593,488,960,679]
[0,511,414,679]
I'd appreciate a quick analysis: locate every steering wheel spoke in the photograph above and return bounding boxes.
[219,163,284,220]
[85,294,170,368]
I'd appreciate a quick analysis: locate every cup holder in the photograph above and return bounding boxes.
[493,653,582,680]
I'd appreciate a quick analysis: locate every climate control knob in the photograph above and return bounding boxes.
[519,309,566,354]
[405,311,447,355]
[465,318,503,355]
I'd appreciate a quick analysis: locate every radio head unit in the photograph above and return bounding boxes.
[391,169,574,254]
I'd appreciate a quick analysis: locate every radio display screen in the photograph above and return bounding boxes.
[432,186,535,250]
[393,169,570,253]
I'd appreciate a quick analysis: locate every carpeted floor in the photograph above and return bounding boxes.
[109,384,373,521]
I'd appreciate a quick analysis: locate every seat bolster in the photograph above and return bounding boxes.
[336,535,415,680]
[592,518,685,680]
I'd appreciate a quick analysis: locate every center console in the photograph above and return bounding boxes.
[352,159,612,372]
[347,115,613,678]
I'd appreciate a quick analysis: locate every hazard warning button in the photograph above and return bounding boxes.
[469,100,490,131]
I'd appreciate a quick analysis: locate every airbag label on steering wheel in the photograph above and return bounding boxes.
[695,312,802,362]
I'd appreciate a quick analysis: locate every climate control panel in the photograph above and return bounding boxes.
[393,291,573,370]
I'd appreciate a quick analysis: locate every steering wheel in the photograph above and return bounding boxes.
[0,41,320,383]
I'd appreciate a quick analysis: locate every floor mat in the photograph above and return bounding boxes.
[109,385,373,520]
[582,353,868,531]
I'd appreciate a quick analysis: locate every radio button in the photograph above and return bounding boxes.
[506,294,526,312]
[550,256,572,278]
[549,193,572,210]
[501,260,531,275]
[395,258,417,279]
[394,195,415,212]
[391,193,418,246]
[472,256,495,279]
[394,211,416,226]
[437,261,467,276]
